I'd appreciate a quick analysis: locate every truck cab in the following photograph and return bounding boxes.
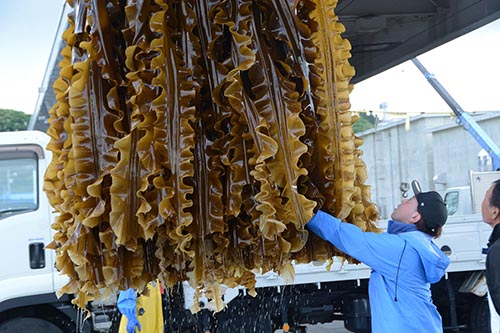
[0,131,66,328]
[0,131,61,300]
[444,171,500,217]
[444,186,473,216]
[0,131,116,333]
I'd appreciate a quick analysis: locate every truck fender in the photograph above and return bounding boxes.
[0,293,71,313]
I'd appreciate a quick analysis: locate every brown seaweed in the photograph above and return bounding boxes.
[44,0,379,311]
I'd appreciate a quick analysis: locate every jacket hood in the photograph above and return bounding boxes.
[400,231,450,283]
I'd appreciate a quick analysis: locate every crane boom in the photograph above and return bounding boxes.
[411,58,500,171]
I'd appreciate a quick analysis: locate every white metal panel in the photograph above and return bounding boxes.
[0,131,57,302]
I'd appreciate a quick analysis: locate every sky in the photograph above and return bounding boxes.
[0,1,65,114]
[0,1,499,116]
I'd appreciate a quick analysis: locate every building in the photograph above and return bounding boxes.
[358,112,500,219]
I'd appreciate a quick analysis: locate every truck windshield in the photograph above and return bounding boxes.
[0,154,38,217]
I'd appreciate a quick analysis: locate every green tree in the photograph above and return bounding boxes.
[0,109,31,132]
[353,111,378,133]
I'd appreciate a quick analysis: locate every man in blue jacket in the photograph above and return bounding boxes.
[307,180,450,333]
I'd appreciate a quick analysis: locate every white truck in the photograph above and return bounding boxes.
[0,129,497,333]
[444,171,500,217]
[0,131,116,333]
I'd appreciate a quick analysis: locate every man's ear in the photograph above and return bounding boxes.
[410,211,421,224]
[493,207,500,221]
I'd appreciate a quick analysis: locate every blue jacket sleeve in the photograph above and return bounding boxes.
[306,210,407,276]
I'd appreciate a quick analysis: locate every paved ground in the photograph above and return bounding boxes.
[275,321,350,333]
[276,321,472,333]
[305,322,350,332]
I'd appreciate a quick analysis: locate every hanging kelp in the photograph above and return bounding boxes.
[44,0,379,311]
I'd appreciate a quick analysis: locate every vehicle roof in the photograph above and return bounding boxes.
[0,130,50,147]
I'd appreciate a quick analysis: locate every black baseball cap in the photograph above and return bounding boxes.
[411,180,448,231]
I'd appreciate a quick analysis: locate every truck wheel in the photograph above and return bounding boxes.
[0,317,64,333]
[470,296,491,333]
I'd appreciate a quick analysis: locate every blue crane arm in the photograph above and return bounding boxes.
[411,58,500,170]
[458,112,500,170]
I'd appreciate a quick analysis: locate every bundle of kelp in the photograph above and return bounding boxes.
[44,0,378,311]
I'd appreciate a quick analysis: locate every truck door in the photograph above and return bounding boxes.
[0,144,56,304]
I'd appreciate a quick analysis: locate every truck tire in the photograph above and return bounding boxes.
[470,296,491,333]
[0,317,64,333]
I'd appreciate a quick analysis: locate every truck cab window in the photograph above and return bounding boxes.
[444,191,459,216]
[0,154,38,217]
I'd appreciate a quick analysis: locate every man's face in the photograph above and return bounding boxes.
[481,185,499,227]
[391,196,420,223]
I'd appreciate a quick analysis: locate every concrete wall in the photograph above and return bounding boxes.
[431,114,500,191]
[358,112,500,219]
